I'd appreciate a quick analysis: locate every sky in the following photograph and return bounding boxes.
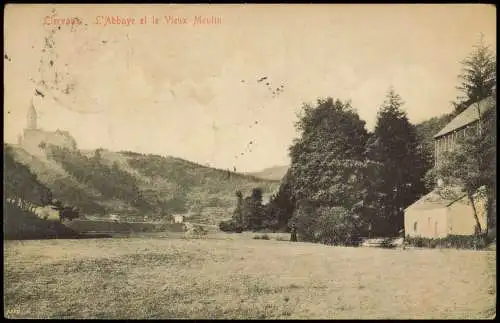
[4,4,497,172]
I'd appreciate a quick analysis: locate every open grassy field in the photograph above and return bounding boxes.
[3,234,496,319]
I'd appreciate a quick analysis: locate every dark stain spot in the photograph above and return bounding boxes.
[49,60,54,67]
[35,89,45,98]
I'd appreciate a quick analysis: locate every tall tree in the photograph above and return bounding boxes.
[288,97,372,243]
[266,169,296,231]
[367,88,426,235]
[453,35,496,115]
[289,98,369,207]
[244,187,266,230]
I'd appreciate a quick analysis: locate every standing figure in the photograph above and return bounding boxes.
[290,222,297,242]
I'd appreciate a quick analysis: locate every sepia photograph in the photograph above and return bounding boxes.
[3,4,496,319]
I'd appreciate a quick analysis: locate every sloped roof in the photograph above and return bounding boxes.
[434,96,496,139]
[405,186,487,212]
[405,187,466,211]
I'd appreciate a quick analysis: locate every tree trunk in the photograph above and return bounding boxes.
[468,193,482,234]
[476,102,483,137]
[486,184,496,234]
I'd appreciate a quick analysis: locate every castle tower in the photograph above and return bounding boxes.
[26,98,38,130]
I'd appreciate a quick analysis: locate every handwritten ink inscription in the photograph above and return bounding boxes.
[6,306,22,317]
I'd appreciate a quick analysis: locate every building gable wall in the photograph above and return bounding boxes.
[448,194,487,236]
[405,207,448,238]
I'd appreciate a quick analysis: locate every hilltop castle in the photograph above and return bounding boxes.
[17,97,78,153]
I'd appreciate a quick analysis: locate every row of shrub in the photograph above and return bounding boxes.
[405,234,495,250]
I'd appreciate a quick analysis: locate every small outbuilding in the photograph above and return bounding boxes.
[404,187,487,239]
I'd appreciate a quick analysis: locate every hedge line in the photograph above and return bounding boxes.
[405,234,495,250]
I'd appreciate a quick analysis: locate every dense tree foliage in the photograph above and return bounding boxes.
[265,170,296,231]
[4,145,52,205]
[293,204,359,245]
[46,145,147,208]
[286,98,376,243]
[289,98,369,205]
[366,89,427,235]
[219,188,266,232]
[452,36,496,115]
[221,96,423,242]
[4,145,82,221]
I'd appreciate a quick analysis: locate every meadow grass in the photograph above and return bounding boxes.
[3,234,496,319]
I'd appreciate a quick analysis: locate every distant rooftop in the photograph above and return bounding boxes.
[434,96,496,139]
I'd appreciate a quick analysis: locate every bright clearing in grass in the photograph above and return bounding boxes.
[3,236,496,319]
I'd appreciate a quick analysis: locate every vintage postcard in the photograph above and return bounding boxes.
[3,4,496,319]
